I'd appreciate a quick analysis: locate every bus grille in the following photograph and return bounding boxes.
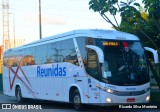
[113,90,149,96]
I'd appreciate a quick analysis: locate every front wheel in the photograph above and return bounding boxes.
[73,89,83,110]
[16,87,23,103]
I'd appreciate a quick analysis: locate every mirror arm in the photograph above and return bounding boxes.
[144,47,159,63]
[85,45,104,63]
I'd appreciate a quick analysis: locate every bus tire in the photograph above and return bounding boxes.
[16,87,23,103]
[73,89,83,110]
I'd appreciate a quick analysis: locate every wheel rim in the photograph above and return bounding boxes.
[17,90,21,102]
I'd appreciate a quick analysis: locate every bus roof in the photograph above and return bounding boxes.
[6,29,139,51]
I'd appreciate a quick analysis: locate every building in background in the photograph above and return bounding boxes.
[0,46,4,60]
[3,39,10,50]
[0,46,4,74]
[0,45,4,92]
[4,38,26,49]
[0,38,25,74]
[0,38,26,73]
[10,38,26,48]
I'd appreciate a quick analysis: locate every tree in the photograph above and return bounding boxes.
[89,0,160,50]
[89,0,120,30]
[141,0,160,49]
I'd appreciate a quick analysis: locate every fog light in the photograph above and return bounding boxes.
[146,96,150,102]
[106,98,112,103]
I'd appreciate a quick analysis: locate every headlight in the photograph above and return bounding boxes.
[106,98,112,103]
[106,88,114,93]
[105,88,117,94]
[97,86,117,94]
[146,96,150,102]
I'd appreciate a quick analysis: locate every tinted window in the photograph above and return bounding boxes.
[5,39,78,66]
[76,37,100,79]
[22,47,36,66]
[47,39,78,66]
[46,43,58,63]
[35,44,47,64]
[61,39,78,66]
[4,50,23,67]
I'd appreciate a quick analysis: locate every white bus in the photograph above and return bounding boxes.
[3,29,151,109]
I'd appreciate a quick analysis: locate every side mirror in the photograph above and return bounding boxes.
[85,45,104,63]
[144,47,159,63]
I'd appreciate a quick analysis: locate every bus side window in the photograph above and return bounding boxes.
[23,47,36,66]
[9,57,14,67]
[63,53,78,65]
[23,56,35,66]
[35,44,47,65]
[76,37,88,68]
[60,39,79,66]
[47,43,58,63]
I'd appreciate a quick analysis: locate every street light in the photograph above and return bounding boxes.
[8,13,16,48]
[12,13,15,47]
[39,0,42,39]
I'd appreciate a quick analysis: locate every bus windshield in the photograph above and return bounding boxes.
[95,39,149,86]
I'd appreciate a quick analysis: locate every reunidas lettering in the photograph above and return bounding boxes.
[37,64,66,77]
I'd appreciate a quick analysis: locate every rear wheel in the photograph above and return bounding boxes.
[16,87,23,103]
[73,89,82,110]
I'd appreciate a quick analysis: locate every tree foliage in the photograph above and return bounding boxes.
[89,0,119,29]
[89,0,160,50]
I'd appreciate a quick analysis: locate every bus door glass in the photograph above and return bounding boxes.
[86,48,101,103]
[76,37,101,103]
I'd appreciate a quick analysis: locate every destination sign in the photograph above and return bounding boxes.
[103,41,118,46]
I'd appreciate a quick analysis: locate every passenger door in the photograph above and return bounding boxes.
[87,48,101,103]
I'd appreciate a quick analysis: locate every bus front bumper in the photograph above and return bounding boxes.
[101,91,150,104]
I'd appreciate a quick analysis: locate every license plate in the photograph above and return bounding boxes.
[127,98,135,102]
